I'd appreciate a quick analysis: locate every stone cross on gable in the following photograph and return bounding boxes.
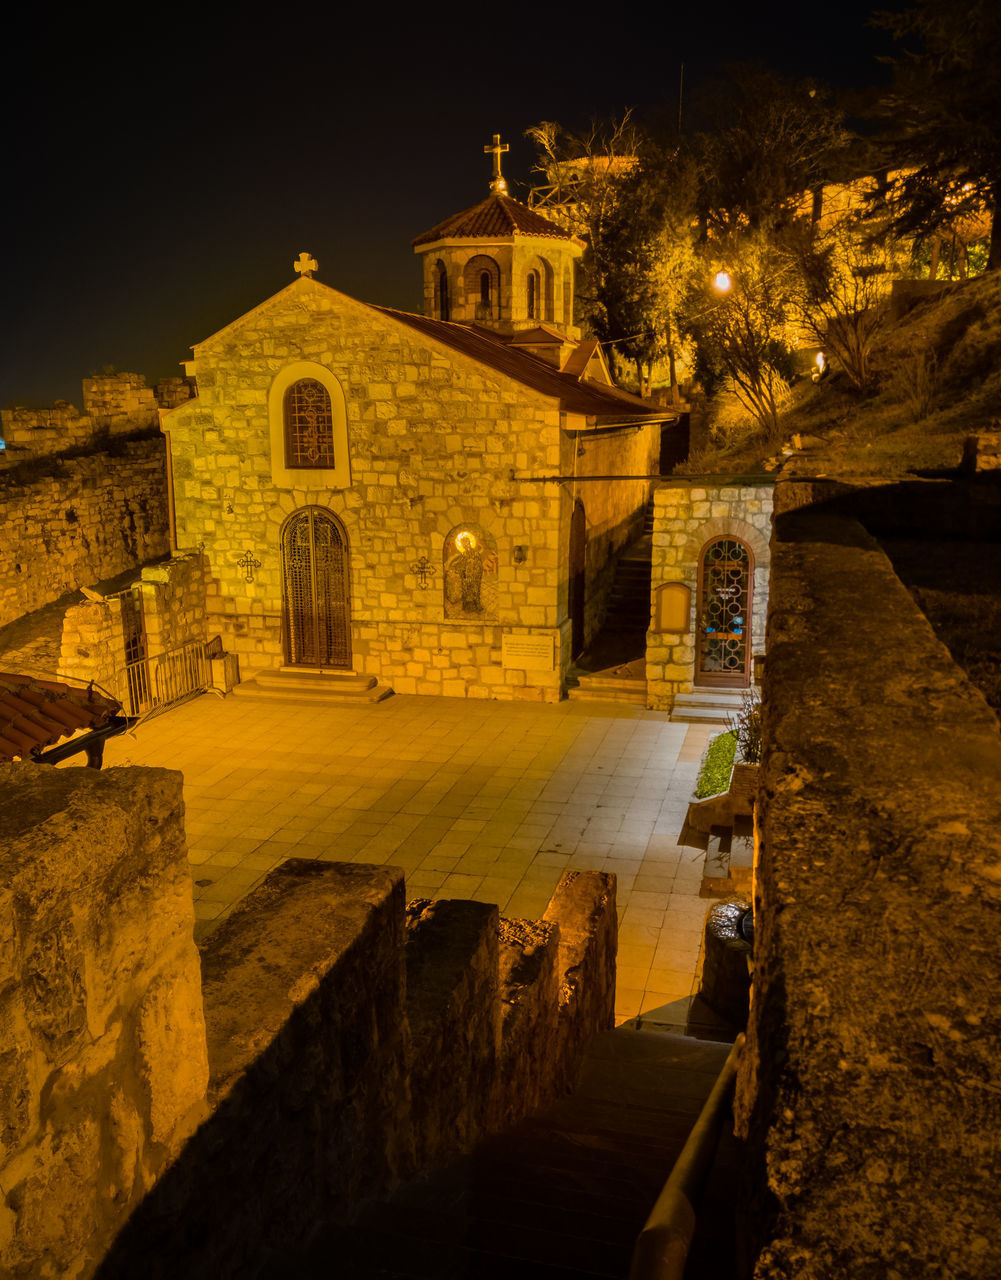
[484,133,509,195]
[294,251,318,278]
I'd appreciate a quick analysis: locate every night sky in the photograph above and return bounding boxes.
[2,2,905,407]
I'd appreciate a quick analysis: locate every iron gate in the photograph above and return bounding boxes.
[696,537,752,687]
[281,508,351,667]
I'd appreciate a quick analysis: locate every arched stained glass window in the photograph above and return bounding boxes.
[284,378,336,469]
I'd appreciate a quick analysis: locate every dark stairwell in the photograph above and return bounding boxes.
[274,1025,741,1280]
[568,505,654,706]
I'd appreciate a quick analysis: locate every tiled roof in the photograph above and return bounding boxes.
[372,308,676,421]
[413,195,575,246]
[0,673,121,762]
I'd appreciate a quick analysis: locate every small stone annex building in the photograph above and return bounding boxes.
[162,144,677,701]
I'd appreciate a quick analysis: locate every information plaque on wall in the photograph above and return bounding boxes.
[502,633,555,671]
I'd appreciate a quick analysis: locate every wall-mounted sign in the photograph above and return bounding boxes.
[502,633,555,671]
[654,582,691,633]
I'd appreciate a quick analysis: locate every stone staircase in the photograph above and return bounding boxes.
[567,669,647,707]
[234,667,394,704]
[566,511,654,708]
[670,688,745,726]
[275,1027,739,1279]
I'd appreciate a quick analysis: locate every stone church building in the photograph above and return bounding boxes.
[162,148,677,701]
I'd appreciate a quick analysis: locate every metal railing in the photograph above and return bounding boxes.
[628,1033,745,1280]
[122,639,209,721]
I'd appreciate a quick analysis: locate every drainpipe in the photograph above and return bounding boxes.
[159,410,178,554]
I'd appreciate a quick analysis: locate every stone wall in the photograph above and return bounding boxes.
[0,762,208,1280]
[0,373,189,464]
[165,277,652,701]
[735,486,1001,1278]
[0,438,170,628]
[58,554,208,705]
[97,862,616,1278]
[646,480,773,710]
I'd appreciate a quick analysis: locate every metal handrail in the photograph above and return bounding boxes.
[628,1033,745,1280]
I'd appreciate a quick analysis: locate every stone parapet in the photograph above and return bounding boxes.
[94,861,617,1278]
[0,763,207,1280]
[736,491,1001,1278]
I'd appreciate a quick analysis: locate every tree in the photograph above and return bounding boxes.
[682,232,797,438]
[784,213,905,394]
[873,0,1001,270]
[526,117,700,397]
[598,148,700,399]
[692,67,849,236]
[525,114,643,375]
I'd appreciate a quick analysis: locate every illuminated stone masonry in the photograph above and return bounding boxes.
[163,271,661,702]
[646,480,774,710]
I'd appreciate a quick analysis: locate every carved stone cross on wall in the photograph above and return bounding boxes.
[294,251,318,278]
[484,133,509,195]
[238,550,261,583]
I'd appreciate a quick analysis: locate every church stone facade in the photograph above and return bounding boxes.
[162,181,671,702]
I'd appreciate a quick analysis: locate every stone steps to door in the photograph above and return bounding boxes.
[670,688,746,725]
[567,674,648,706]
[234,667,395,704]
[271,1026,739,1280]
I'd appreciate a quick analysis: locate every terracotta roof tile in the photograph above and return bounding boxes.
[371,308,676,421]
[0,674,121,762]
[413,194,575,246]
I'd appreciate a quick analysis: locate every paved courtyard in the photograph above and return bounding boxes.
[100,691,717,1026]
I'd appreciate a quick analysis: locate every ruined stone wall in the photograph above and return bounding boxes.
[57,554,207,704]
[735,488,1001,1279]
[58,598,129,704]
[0,373,175,463]
[164,277,642,701]
[0,438,170,628]
[135,553,208,656]
[97,861,616,1277]
[0,763,208,1280]
[647,481,773,710]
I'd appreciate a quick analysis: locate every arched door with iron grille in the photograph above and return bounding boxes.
[696,537,752,687]
[281,508,351,668]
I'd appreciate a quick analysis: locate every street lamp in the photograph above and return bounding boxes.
[712,270,733,293]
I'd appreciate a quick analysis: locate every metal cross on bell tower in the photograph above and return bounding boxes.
[484,133,509,195]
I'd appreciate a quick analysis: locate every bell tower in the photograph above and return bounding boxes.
[413,134,584,340]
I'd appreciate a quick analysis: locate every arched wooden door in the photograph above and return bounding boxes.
[281,508,351,668]
[695,537,752,687]
[569,500,586,660]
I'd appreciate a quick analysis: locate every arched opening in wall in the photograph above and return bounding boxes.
[281,507,351,668]
[443,524,498,621]
[696,537,753,687]
[562,268,572,328]
[526,258,555,323]
[435,260,450,321]
[527,269,540,321]
[569,500,586,659]
[463,254,501,322]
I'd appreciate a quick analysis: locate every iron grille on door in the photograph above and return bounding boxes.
[696,537,751,686]
[281,508,351,667]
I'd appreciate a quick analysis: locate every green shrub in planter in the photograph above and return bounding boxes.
[695,730,737,798]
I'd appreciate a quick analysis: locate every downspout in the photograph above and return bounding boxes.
[159,410,178,555]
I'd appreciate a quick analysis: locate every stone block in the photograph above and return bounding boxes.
[405,898,500,1166]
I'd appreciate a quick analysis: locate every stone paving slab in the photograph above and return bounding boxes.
[94,692,718,1025]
